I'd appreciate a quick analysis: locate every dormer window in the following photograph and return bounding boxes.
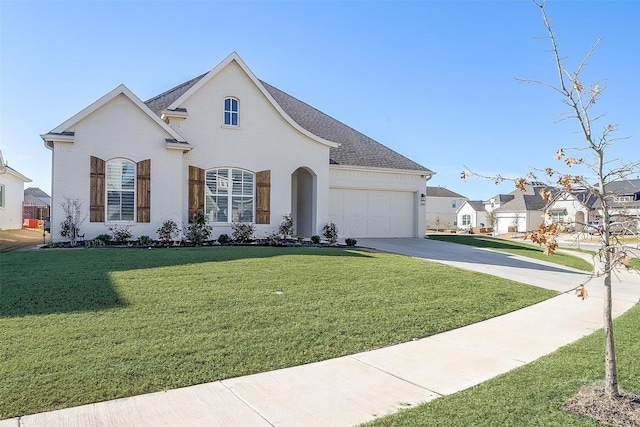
[224,97,239,126]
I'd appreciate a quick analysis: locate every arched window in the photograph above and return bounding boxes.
[205,168,254,222]
[106,159,135,221]
[223,97,239,126]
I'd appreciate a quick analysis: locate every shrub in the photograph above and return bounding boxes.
[264,230,282,246]
[157,220,179,243]
[232,222,255,243]
[322,222,339,244]
[296,236,304,245]
[184,213,211,245]
[345,238,357,246]
[86,239,105,248]
[217,233,230,244]
[138,235,153,246]
[109,225,132,244]
[278,214,294,238]
[94,234,112,244]
[310,235,321,244]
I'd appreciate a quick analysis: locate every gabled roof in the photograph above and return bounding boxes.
[460,200,486,212]
[592,179,640,209]
[42,84,188,150]
[143,53,432,173]
[604,179,640,195]
[0,150,31,182]
[485,194,514,204]
[495,194,548,213]
[25,187,51,199]
[24,187,51,207]
[426,186,467,198]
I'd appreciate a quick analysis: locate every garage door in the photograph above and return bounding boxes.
[329,189,416,238]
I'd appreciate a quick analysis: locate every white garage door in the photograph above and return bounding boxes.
[329,189,416,238]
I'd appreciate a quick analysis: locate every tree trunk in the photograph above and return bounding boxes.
[603,247,619,398]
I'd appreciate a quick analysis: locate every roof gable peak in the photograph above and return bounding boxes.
[166,52,338,148]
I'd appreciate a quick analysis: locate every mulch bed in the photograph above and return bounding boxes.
[561,385,640,426]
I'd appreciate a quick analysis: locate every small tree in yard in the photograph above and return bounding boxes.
[59,197,86,246]
[463,0,639,412]
[184,213,211,245]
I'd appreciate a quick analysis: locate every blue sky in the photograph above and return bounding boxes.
[1,0,638,201]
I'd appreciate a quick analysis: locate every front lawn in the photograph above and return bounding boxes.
[429,234,593,272]
[0,246,556,419]
[363,301,640,426]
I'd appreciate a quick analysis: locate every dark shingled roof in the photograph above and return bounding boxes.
[143,72,432,173]
[464,200,486,211]
[426,186,466,198]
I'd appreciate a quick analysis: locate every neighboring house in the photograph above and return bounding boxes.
[544,190,598,231]
[544,179,640,231]
[41,52,433,242]
[456,193,514,231]
[456,200,487,230]
[425,186,467,230]
[593,179,640,224]
[0,149,32,230]
[23,187,52,221]
[492,182,555,234]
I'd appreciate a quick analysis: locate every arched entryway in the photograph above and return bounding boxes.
[291,167,316,237]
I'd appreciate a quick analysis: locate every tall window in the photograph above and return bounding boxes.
[205,168,253,222]
[0,184,4,208]
[224,97,239,126]
[452,200,457,209]
[462,214,471,226]
[106,159,135,221]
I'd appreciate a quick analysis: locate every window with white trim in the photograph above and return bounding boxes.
[205,168,254,222]
[452,200,457,209]
[0,184,4,208]
[106,159,135,221]
[462,214,471,226]
[551,212,565,223]
[223,97,239,126]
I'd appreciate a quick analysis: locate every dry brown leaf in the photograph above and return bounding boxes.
[576,285,589,300]
[555,148,564,160]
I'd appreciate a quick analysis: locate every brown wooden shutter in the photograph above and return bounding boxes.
[137,159,151,223]
[255,170,271,224]
[90,156,105,222]
[188,166,205,222]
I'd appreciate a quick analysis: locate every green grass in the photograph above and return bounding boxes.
[0,246,556,419]
[363,302,640,427]
[429,235,593,272]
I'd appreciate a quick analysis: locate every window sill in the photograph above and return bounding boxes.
[221,125,241,130]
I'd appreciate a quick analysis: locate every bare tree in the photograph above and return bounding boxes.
[462,1,639,400]
[59,197,86,247]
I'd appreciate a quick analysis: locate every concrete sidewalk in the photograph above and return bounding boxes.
[3,238,639,427]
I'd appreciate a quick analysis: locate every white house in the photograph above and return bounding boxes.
[544,191,598,231]
[0,150,32,230]
[492,183,554,234]
[425,186,467,230]
[42,53,433,242]
[456,200,487,230]
[545,180,640,231]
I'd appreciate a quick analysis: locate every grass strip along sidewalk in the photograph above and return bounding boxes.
[1,246,556,419]
[363,302,640,426]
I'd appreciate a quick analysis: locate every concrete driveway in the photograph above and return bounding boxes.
[0,228,48,253]
[358,238,639,303]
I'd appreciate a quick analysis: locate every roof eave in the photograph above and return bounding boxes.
[330,163,434,177]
